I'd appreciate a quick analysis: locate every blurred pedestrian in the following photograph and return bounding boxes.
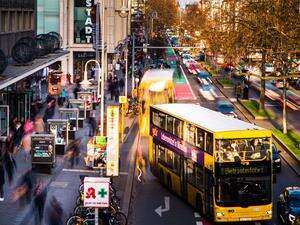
[34,115,45,134]
[33,179,47,225]
[66,139,81,168]
[13,169,34,207]
[47,197,63,225]
[3,142,16,186]
[236,84,242,101]
[59,88,67,106]
[67,73,71,85]
[87,113,96,137]
[118,78,125,93]
[73,83,80,99]
[0,157,5,201]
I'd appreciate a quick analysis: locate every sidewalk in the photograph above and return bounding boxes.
[0,71,137,225]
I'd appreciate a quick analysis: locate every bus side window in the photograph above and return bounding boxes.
[159,113,166,130]
[166,116,174,134]
[188,124,196,145]
[158,146,166,162]
[205,133,213,154]
[152,111,160,127]
[196,128,204,149]
[174,118,183,139]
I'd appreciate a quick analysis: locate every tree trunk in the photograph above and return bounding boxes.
[259,49,266,111]
[282,78,287,134]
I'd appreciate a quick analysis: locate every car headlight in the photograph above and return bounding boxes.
[216,212,224,217]
[266,210,272,215]
[289,214,296,222]
[274,158,281,163]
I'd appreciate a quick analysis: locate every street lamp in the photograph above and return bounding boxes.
[83,59,104,137]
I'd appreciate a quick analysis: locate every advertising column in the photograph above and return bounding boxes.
[106,105,119,176]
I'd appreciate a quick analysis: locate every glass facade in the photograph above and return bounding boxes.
[74,0,94,44]
[37,0,60,34]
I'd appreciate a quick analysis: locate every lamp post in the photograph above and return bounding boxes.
[115,1,129,96]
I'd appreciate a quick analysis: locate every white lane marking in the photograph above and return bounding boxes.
[62,168,128,175]
[155,196,170,217]
[179,65,197,100]
[194,212,201,218]
[137,166,142,182]
[196,222,203,225]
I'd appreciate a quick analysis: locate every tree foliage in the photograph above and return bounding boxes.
[145,0,179,34]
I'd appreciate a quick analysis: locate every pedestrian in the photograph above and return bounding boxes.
[13,169,34,207]
[73,83,80,99]
[236,84,242,101]
[118,78,125,93]
[59,88,67,106]
[87,114,96,137]
[67,73,71,84]
[47,197,64,225]
[0,157,5,201]
[243,84,249,99]
[3,144,16,186]
[34,115,45,134]
[33,179,47,225]
[114,86,120,102]
[21,130,32,161]
[109,81,115,100]
[66,139,81,168]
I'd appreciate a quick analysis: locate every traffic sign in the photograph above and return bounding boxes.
[84,177,110,208]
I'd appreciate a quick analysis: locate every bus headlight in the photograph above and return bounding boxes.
[216,212,224,217]
[266,210,272,215]
[274,159,281,163]
[289,214,296,223]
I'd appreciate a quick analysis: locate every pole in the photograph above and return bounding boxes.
[95,3,100,63]
[95,208,99,225]
[125,47,128,97]
[131,33,135,92]
[100,1,105,136]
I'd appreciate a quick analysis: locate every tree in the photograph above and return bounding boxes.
[145,0,179,35]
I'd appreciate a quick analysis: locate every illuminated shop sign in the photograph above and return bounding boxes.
[150,125,204,165]
[74,0,95,44]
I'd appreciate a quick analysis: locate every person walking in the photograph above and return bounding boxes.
[87,113,96,137]
[47,197,64,225]
[66,139,81,168]
[0,157,5,201]
[33,179,47,225]
[3,146,16,186]
[59,88,67,106]
[118,78,125,94]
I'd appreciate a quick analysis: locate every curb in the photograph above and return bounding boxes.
[121,121,138,218]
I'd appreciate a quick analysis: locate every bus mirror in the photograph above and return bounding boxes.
[273,174,277,184]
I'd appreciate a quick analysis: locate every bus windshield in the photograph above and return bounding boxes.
[216,176,271,207]
[215,138,271,162]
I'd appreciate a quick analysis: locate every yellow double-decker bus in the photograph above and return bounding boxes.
[149,103,273,223]
[138,69,174,136]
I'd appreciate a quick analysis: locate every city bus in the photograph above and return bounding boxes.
[138,69,174,136]
[149,103,273,223]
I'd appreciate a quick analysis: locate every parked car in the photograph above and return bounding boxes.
[198,79,217,101]
[272,143,281,172]
[265,63,275,73]
[216,99,238,118]
[277,186,300,225]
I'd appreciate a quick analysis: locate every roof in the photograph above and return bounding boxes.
[141,69,174,82]
[152,103,266,133]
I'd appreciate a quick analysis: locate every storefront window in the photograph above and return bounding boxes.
[74,0,94,44]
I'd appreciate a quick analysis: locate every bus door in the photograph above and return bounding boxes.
[0,105,9,142]
[180,157,188,199]
[204,168,213,217]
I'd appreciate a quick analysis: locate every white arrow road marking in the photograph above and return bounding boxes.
[196,222,203,225]
[155,197,170,217]
[194,212,201,218]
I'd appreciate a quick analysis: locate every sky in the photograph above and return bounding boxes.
[178,0,198,8]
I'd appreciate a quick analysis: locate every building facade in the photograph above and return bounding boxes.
[36,0,60,34]
[57,0,130,82]
[0,0,35,56]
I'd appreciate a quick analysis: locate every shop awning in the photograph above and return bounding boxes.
[0,50,69,90]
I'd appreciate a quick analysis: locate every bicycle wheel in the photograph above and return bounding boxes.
[76,196,82,205]
[66,215,84,225]
[74,205,88,218]
[109,212,127,225]
[111,195,121,206]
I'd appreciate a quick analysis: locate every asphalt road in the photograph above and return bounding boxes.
[128,57,300,225]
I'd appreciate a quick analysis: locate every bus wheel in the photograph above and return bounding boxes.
[159,169,165,185]
[167,175,172,191]
[195,193,204,216]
